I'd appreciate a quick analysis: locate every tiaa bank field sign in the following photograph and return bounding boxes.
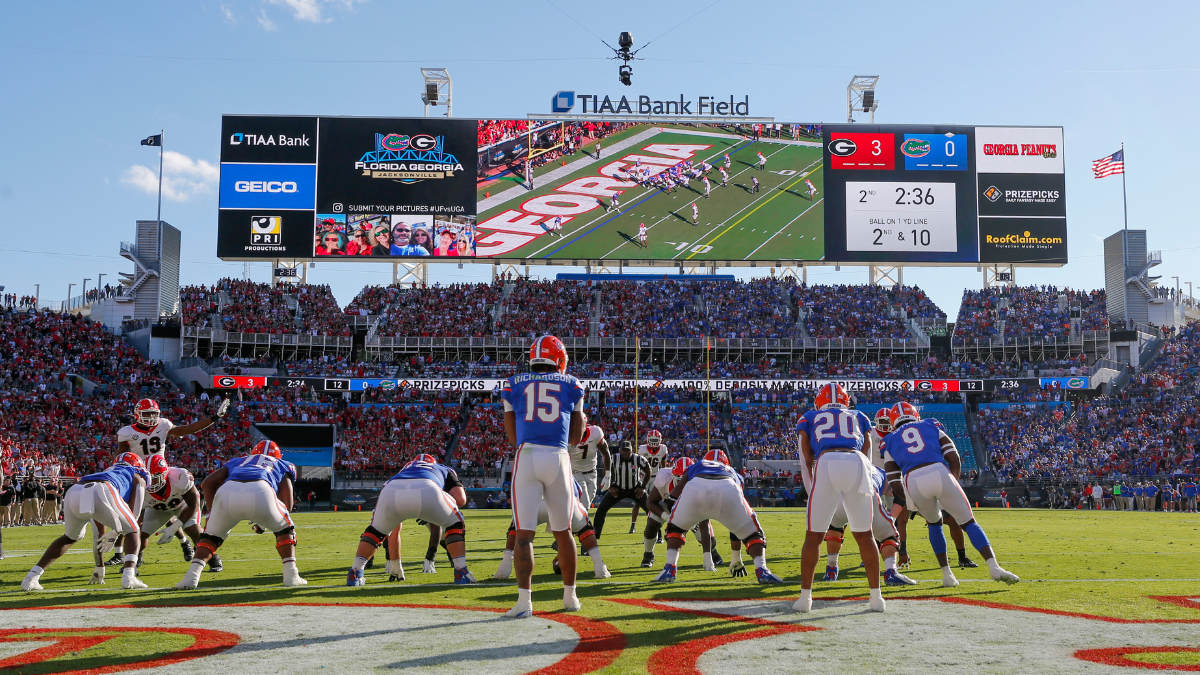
[552,91,750,116]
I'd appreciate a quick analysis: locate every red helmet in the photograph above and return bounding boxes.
[133,399,160,427]
[704,449,730,465]
[646,430,663,447]
[147,454,169,492]
[888,402,921,428]
[874,408,893,435]
[114,452,145,469]
[251,440,282,459]
[815,383,850,410]
[671,457,695,477]
[530,335,569,373]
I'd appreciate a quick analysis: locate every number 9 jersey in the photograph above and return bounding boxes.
[118,419,176,460]
[501,372,585,449]
[797,408,874,457]
[881,419,954,474]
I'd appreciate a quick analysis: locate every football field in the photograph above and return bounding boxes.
[478,126,826,262]
[2,508,1199,673]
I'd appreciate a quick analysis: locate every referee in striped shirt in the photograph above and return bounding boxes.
[592,441,651,539]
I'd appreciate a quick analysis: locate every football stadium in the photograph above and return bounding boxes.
[3,4,1200,675]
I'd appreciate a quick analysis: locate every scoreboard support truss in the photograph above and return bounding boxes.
[393,261,429,287]
[983,264,1017,288]
[869,265,904,287]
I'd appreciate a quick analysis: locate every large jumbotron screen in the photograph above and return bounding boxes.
[216,116,1066,265]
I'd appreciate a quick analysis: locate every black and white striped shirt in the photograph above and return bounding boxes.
[610,453,650,491]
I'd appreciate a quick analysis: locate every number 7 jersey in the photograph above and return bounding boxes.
[501,372,585,449]
[117,419,176,460]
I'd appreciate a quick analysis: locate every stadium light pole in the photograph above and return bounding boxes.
[846,76,879,123]
[67,283,75,312]
[97,273,106,297]
[421,68,452,117]
[34,284,39,309]
[82,278,90,306]
[1171,276,1179,296]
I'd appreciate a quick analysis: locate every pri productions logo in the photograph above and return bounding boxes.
[552,91,576,113]
[901,138,931,158]
[355,133,463,184]
[250,216,281,245]
[983,186,1002,202]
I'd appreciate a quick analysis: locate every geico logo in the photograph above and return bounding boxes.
[234,181,299,193]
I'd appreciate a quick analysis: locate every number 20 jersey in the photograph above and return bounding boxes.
[501,372,585,449]
[880,419,952,474]
[117,420,176,460]
[797,408,874,458]
[224,454,297,490]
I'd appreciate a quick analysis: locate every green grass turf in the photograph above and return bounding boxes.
[2,508,1198,673]
[477,129,825,262]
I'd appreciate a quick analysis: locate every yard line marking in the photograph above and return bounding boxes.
[744,197,823,259]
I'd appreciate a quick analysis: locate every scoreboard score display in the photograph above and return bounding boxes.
[822,124,1066,265]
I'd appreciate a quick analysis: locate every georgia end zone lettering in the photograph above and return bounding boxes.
[475,142,712,257]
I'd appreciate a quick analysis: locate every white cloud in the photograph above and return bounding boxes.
[257,8,278,31]
[220,5,237,25]
[121,151,219,202]
[268,0,328,23]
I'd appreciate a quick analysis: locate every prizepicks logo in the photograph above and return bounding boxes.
[552,91,576,113]
[250,216,281,245]
[354,133,464,184]
[984,186,1002,202]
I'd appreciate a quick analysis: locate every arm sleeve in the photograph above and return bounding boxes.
[443,469,463,492]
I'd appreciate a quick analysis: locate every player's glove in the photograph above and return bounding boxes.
[730,561,748,578]
[210,398,230,420]
[415,519,429,526]
[598,473,610,493]
[95,530,119,555]
[88,567,106,585]
[157,517,183,545]
[250,523,266,535]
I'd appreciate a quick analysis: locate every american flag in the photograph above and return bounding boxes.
[1093,149,1124,178]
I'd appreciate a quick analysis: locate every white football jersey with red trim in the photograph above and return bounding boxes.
[638,444,670,474]
[145,467,194,513]
[117,419,175,460]
[869,428,888,469]
[652,467,676,498]
[570,425,605,474]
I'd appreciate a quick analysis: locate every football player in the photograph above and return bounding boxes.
[137,455,222,572]
[175,440,305,589]
[795,383,885,613]
[641,457,727,571]
[493,477,610,580]
[22,453,148,591]
[652,449,781,584]
[500,335,586,617]
[347,453,476,586]
[570,413,610,511]
[882,402,1019,588]
[638,222,648,248]
[756,151,766,170]
[632,430,670,534]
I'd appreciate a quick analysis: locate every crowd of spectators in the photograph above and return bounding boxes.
[954,286,1109,345]
[294,284,350,336]
[798,284,928,339]
[343,284,402,316]
[735,403,802,460]
[374,282,502,338]
[334,403,457,478]
[286,356,394,378]
[494,280,593,338]
[215,279,296,334]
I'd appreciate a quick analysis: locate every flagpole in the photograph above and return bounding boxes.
[156,129,164,226]
[1120,142,1128,281]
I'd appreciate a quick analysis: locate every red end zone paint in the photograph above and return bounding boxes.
[4,603,624,675]
[1075,646,1200,671]
[0,627,239,674]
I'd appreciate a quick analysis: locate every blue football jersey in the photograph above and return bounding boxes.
[881,419,952,474]
[501,372,585,449]
[81,464,149,502]
[798,408,873,457]
[392,459,462,491]
[225,454,297,490]
[686,459,742,485]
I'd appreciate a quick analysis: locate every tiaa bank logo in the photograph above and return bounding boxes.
[552,91,576,113]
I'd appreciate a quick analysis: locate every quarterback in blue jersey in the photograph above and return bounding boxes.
[22,453,149,591]
[882,402,1019,587]
[795,384,886,613]
[176,440,304,590]
[653,449,783,584]
[346,454,476,586]
[500,335,586,617]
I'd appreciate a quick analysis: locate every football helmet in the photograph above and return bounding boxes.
[670,457,695,477]
[114,452,145,469]
[146,454,169,492]
[814,383,850,410]
[646,429,663,447]
[704,449,730,465]
[874,408,893,435]
[133,399,160,428]
[408,453,437,466]
[529,335,569,373]
[250,440,282,459]
[889,401,921,428]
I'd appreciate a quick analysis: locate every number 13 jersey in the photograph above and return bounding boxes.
[501,372,585,449]
[117,419,176,461]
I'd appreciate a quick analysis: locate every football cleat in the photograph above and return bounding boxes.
[175,579,198,590]
[730,561,748,577]
[711,550,725,567]
[22,575,44,592]
[122,574,148,590]
[943,571,960,588]
[869,594,886,613]
[207,555,224,572]
[756,567,784,584]
[594,564,612,579]
[347,568,365,587]
[792,594,812,613]
[505,606,534,619]
[884,569,918,586]
[822,565,839,582]
[422,559,436,574]
[656,532,664,544]
[180,539,195,562]
[653,564,678,582]
[563,594,581,612]
[640,552,655,568]
[283,570,308,587]
[990,567,1020,585]
[454,567,478,585]
[105,552,125,567]
[959,556,979,568]
[628,524,637,534]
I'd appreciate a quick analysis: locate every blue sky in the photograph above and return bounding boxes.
[2,0,1198,316]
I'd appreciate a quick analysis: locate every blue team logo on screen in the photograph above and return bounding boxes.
[219,163,317,209]
[903,133,968,171]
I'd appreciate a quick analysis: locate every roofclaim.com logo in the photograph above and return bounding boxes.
[985,231,1063,245]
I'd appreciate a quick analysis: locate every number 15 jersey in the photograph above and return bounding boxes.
[797,408,873,458]
[501,372,585,449]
